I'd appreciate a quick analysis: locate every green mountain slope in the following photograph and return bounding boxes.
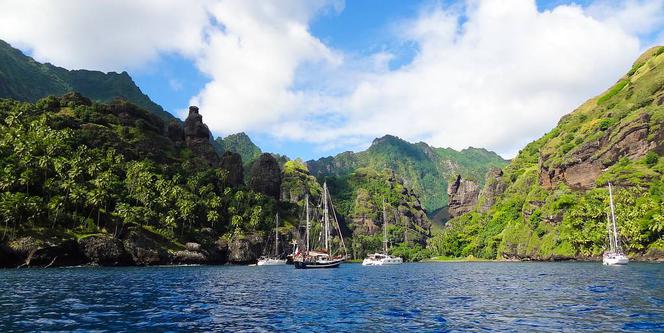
[0,39,173,121]
[0,93,278,267]
[214,132,262,164]
[429,46,664,260]
[307,135,507,212]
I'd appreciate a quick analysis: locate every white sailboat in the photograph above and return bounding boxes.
[362,200,403,266]
[603,183,629,266]
[257,213,287,266]
[294,183,348,269]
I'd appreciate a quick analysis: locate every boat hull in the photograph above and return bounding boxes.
[362,258,403,266]
[294,258,343,269]
[362,253,403,266]
[603,255,629,265]
[256,259,287,266]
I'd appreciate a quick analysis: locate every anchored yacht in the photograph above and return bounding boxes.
[293,183,347,269]
[603,183,629,266]
[257,213,286,266]
[362,200,403,266]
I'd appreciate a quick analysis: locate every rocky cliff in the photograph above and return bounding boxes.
[220,151,244,187]
[249,153,282,199]
[428,46,664,261]
[184,106,219,166]
[280,160,322,204]
[447,175,481,218]
[307,135,507,212]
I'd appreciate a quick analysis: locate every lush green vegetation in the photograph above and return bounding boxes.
[428,46,664,260]
[0,39,173,121]
[308,135,507,212]
[0,94,277,246]
[323,167,432,260]
[215,132,262,166]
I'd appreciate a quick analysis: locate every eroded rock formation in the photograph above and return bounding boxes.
[447,175,481,218]
[184,106,219,166]
[220,151,244,187]
[249,153,282,199]
[478,168,507,212]
[228,234,264,264]
[540,113,663,189]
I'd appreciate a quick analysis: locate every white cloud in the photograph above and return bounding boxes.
[0,0,662,159]
[0,0,211,71]
[250,0,657,157]
[304,0,647,157]
[186,0,343,133]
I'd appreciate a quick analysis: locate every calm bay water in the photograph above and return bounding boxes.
[0,262,663,332]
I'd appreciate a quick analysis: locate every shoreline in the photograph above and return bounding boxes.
[3,257,663,270]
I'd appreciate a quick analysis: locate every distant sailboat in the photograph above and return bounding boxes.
[293,183,347,269]
[603,183,629,266]
[257,213,286,266]
[362,199,403,266]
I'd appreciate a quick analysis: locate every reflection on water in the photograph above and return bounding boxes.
[1,262,663,331]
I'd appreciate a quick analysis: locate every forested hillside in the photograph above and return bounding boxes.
[429,47,664,260]
[308,135,507,213]
[0,40,173,121]
[0,93,278,267]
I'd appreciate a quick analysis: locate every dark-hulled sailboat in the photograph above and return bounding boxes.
[293,182,347,269]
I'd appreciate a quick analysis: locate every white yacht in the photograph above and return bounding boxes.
[257,213,286,266]
[362,200,403,266]
[603,183,629,266]
[362,253,403,265]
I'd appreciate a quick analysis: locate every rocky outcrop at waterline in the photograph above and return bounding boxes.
[0,230,233,268]
[227,234,264,264]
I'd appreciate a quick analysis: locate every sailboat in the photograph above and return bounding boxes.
[603,182,629,266]
[293,183,348,269]
[257,213,287,266]
[362,200,403,266]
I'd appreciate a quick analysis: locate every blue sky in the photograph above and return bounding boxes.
[2,0,663,161]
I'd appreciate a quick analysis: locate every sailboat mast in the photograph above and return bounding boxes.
[383,199,388,254]
[608,183,619,251]
[275,213,279,256]
[324,182,330,253]
[607,212,615,252]
[306,194,310,256]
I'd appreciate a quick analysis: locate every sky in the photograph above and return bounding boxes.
[0,0,663,161]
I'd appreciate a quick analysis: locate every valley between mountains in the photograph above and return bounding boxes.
[0,40,663,267]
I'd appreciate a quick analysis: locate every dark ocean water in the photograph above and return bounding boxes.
[0,262,663,332]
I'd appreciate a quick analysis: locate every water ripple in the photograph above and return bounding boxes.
[0,262,663,332]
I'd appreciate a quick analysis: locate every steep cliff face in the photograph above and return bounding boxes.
[307,135,507,212]
[220,151,244,187]
[447,175,481,218]
[330,168,431,259]
[540,112,663,189]
[280,160,322,204]
[184,106,219,166]
[249,153,282,199]
[215,132,262,165]
[476,168,506,212]
[429,47,664,260]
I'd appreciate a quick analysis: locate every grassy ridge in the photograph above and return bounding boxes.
[428,47,664,260]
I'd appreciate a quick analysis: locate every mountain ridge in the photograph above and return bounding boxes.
[429,46,664,260]
[0,39,174,121]
[307,134,508,212]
